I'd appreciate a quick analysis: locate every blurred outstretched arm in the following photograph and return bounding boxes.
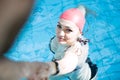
[0,0,34,54]
[0,0,57,80]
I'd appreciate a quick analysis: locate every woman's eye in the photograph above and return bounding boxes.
[57,25,62,29]
[66,29,72,33]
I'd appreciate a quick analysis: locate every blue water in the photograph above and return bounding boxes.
[5,0,120,80]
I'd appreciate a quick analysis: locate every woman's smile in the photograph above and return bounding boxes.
[57,36,66,42]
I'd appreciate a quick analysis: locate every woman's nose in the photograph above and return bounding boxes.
[59,30,65,37]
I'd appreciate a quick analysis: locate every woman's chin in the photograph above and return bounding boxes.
[58,41,67,45]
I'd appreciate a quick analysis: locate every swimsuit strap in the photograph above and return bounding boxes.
[86,57,98,79]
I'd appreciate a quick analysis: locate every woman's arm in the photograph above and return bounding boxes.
[54,44,80,75]
[56,51,78,75]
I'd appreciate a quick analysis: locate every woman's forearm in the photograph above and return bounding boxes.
[56,52,78,75]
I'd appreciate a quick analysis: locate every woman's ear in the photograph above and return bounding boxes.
[77,33,82,41]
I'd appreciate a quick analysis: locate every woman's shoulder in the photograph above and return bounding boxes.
[49,36,58,53]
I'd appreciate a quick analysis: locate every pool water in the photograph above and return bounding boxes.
[5,0,120,80]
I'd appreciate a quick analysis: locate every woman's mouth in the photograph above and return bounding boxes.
[58,37,65,42]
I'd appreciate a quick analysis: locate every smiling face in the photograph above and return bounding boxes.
[56,19,81,46]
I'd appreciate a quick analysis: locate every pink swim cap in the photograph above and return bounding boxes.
[60,6,86,33]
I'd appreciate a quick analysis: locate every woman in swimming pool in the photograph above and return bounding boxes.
[49,5,98,80]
